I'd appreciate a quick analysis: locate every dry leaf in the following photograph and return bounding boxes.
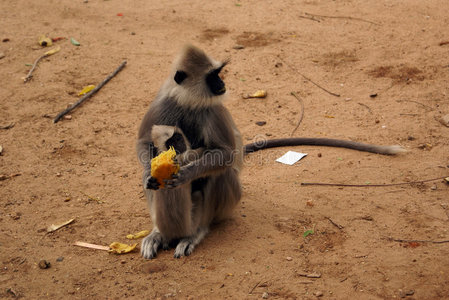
[126,230,150,239]
[78,85,96,96]
[46,218,75,233]
[45,45,61,56]
[109,242,137,254]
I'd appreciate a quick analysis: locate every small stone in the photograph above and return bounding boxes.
[262,292,269,299]
[317,153,322,157]
[64,115,72,120]
[439,114,449,127]
[38,260,51,269]
[405,290,414,296]
[430,185,437,190]
[369,93,378,98]
[314,291,323,297]
[286,256,293,261]
[275,62,283,68]
[131,32,136,35]
[233,44,244,50]
[56,257,64,262]
[0,53,5,59]
[2,38,10,42]
[407,136,415,141]
[256,121,266,126]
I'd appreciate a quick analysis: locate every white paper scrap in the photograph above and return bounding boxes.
[276,151,307,165]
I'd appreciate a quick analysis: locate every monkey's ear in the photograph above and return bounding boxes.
[174,71,188,84]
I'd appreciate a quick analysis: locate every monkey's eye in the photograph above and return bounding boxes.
[174,71,188,84]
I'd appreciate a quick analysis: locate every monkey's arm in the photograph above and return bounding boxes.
[176,147,204,166]
[165,146,235,188]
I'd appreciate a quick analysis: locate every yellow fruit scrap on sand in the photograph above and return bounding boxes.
[44,46,61,56]
[126,230,150,239]
[251,90,267,98]
[78,85,96,96]
[38,35,53,47]
[151,146,180,188]
[109,242,137,254]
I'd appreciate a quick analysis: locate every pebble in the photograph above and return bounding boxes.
[286,256,293,261]
[233,44,245,50]
[38,260,51,269]
[64,115,72,120]
[315,291,323,297]
[256,121,266,126]
[262,292,269,299]
[56,257,64,262]
[0,52,5,59]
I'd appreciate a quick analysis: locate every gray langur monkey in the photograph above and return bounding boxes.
[137,44,405,259]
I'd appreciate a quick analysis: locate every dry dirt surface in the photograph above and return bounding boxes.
[1,0,449,299]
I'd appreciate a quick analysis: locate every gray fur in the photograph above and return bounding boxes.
[137,45,242,259]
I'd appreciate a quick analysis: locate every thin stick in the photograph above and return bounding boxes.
[357,102,372,114]
[249,280,261,294]
[278,55,340,97]
[290,92,305,136]
[396,99,434,111]
[301,175,449,187]
[304,12,380,26]
[74,241,110,251]
[23,54,48,83]
[388,238,449,244]
[325,217,344,229]
[299,15,320,22]
[53,60,127,123]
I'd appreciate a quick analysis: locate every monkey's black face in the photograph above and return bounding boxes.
[205,67,226,95]
[174,64,226,96]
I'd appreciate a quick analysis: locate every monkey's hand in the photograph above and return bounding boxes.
[145,176,160,190]
[164,165,193,189]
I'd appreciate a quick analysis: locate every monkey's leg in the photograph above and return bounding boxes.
[141,227,166,259]
[173,227,209,258]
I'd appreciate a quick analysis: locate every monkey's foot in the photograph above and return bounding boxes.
[141,230,163,259]
[173,227,208,258]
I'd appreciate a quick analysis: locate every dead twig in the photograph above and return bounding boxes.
[301,175,449,187]
[439,41,449,46]
[0,173,21,181]
[357,102,372,114]
[249,280,262,294]
[325,217,344,229]
[396,99,434,111]
[53,60,127,123]
[23,54,48,83]
[303,12,380,26]
[299,15,320,22]
[388,237,449,244]
[0,123,15,130]
[290,92,305,136]
[277,55,340,97]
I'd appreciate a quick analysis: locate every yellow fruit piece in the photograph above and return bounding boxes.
[126,230,150,239]
[78,85,96,96]
[151,146,180,188]
[44,46,61,56]
[38,35,53,47]
[109,242,137,254]
[251,90,267,98]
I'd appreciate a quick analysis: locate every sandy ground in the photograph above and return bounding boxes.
[1,0,449,299]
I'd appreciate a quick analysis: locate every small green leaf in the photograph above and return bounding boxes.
[365,181,371,185]
[70,37,80,46]
[337,157,343,161]
[25,63,33,66]
[303,229,314,238]
[235,3,242,6]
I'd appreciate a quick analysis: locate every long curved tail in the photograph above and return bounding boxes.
[244,138,407,155]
